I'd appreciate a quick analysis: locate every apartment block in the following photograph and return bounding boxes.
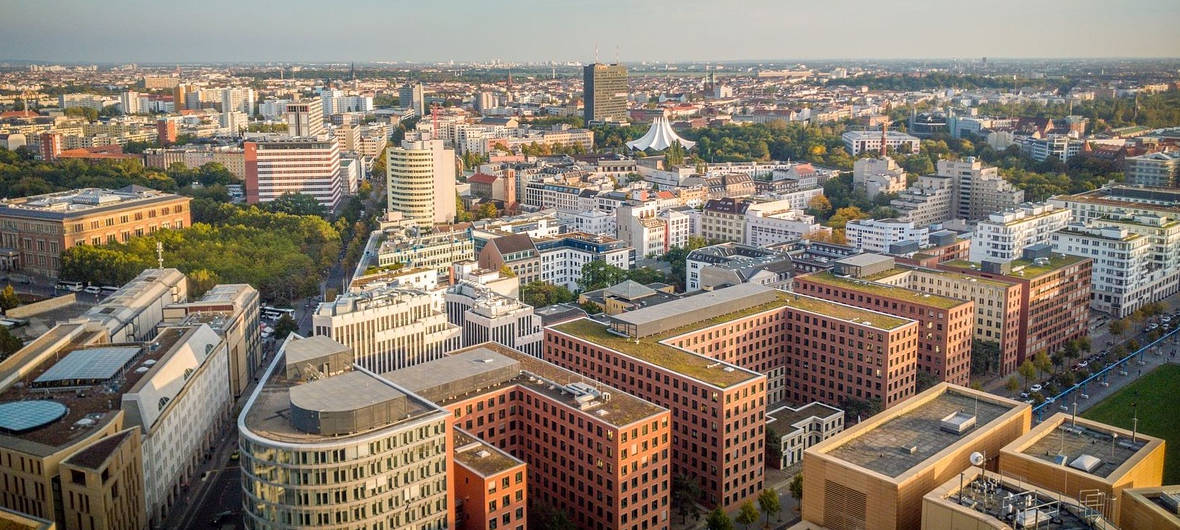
[311,287,461,373]
[892,175,955,227]
[244,138,343,210]
[59,428,147,530]
[239,335,453,530]
[871,263,1024,375]
[800,384,1031,530]
[1124,151,1179,188]
[842,130,920,155]
[794,256,974,386]
[0,187,190,279]
[968,202,1071,263]
[452,430,527,530]
[942,251,1091,360]
[845,218,929,254]
[387,139,458,228]
[939,157,1024,221]
[284,98,324,137]
[1050,185,1180,225]
[382,344,671,530]
[377,227,475,277]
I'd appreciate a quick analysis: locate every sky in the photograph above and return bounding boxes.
[2,0,1178,64]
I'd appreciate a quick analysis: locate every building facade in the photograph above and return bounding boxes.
[583,64,628,124]
[244,139,343,210]
[387,140,458,228]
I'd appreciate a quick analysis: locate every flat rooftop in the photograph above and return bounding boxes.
[242,348,440,445]
[768,403,841,429]
[825,388,1015,478]
[1017,417,1155,480]
[933,470,1111,530]
[553,291,912,388]
[0,326,186,455]
[798,271,968,310]
[382,344,665,428]
[453,429,524,478]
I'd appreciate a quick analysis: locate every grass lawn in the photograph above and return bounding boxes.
[1082,363,1180,484]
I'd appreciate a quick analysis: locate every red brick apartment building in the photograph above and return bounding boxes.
[383,344,671,530]
[543,283,919,512]
[794,255,974,386]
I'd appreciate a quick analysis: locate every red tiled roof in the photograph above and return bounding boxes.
[0,110,39,119]
[468,173,498,184]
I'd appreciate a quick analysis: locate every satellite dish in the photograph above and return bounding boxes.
[969,452,985,466]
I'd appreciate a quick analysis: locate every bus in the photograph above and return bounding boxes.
[261,306,296,321]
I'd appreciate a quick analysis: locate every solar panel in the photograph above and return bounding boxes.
[0,400,68,433]
[34,346,142,385]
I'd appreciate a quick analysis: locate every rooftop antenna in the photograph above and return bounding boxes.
[156,241,164,269]
[1131,400,1138,442]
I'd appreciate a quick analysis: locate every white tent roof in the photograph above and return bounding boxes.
[626,116,695,151]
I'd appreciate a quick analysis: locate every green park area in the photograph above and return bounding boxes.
[1082,363,1180,484]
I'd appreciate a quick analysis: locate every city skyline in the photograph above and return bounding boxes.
[2,0,1178,64]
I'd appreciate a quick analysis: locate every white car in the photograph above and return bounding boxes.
[1030,384,1043,393]
[83,286,102,295]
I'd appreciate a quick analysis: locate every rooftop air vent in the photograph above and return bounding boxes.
[939,411,977,434]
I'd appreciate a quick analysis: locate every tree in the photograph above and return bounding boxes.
[578,261,629,291]
[1018,359,1037,386]
[187,269,220,298]
[265,192,326,217]
[672,474,702,524]
[826,206,869,229]
[0,285,20,310]
[916,370,937,392]
[706,508,734,530]
[758,489,781,526]
[628,267,667,285]
[0,327,22,359]
[498,265,516,278]
[1109,319,1127,336]
[806,194,833,219]
[1006,376,1021,393]
[474,202,498,220]
[1033,351,1053,376]
[520,281,575,308]
[736,500,758,529]
[273,314,299,340]
[789,473,804,504]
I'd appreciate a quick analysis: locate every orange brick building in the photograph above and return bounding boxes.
[383,344,671,530]
[0,186,190,279]
[453,429,527,530]
[544,284,919,511]
[794,262,974,386]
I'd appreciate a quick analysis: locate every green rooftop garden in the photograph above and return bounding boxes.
[800,271,968,310]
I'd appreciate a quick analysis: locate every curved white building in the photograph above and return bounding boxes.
[387,139,457,228]
[239,335,452,530]
[626,115,695,151]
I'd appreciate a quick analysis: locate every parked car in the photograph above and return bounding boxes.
[1030,384,1043,393]
[83,286,102,295]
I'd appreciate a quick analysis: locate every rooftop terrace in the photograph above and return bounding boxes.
[799,271,967,310]
[826,389,1015,478]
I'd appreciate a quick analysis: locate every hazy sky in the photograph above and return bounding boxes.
[3,0,1178,63]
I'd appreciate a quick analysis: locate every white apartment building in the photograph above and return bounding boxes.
[387,139,457,228]
[853,156,908,200]
[1019,134,1081,162]
[311,286,461,373]
[767,403,844,468]
[536,233,632,291]
[616,202,690,258]
[444,281,543,357]
[245,138,343,210]
[841,130,920,155]
[892,175,956,227]
[524,181,596,212]
[1053,224,1152,317]
[376,227,474,276]
[969,203,1071,262]
[1124,151,1179,188]
[121,324,230,526]
[560,208,615,235]
[744,202,827,247]
[284,99,324,137]
[219,87,255,115]
[845,218,930,253]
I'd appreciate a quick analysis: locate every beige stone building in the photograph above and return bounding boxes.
[800,384,1030,530]
[59,428,147,530]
